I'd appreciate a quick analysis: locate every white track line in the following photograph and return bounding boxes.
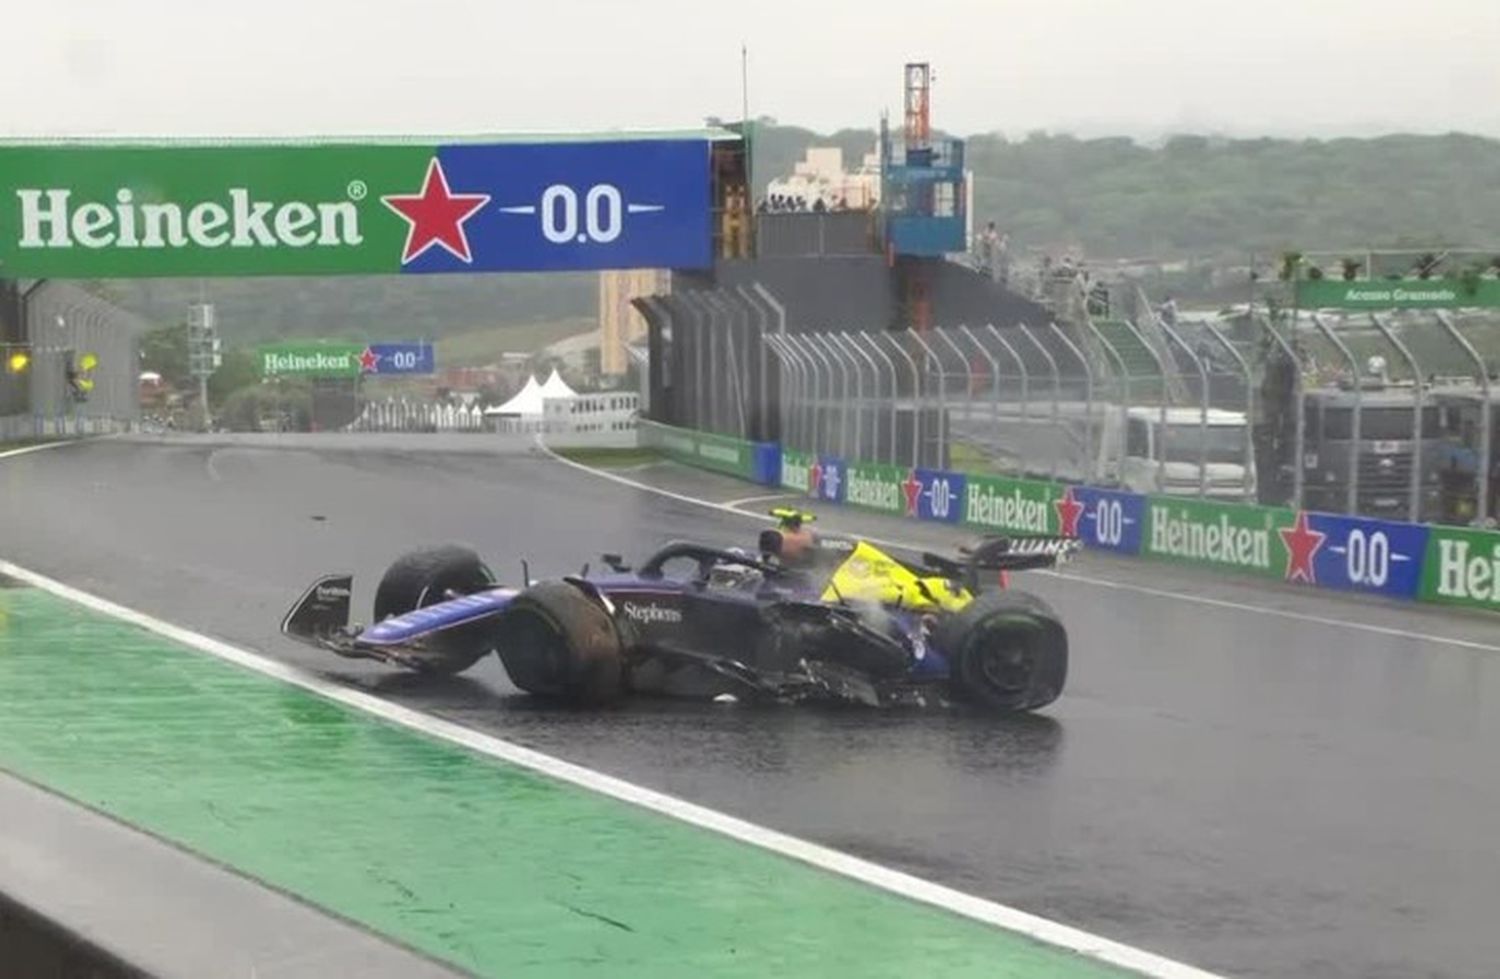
[0,440,75,461]
[723,491,801,508]
[0,556,1220,979]
[544,444,1500,654]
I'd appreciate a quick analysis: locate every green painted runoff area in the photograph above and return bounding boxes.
[0,585,1134,979]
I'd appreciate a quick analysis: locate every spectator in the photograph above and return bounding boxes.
[813,197,827,213]
[1159,294,1179,327]
[979,221,999,271]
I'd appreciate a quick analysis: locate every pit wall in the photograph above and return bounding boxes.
[638,420,1500,613]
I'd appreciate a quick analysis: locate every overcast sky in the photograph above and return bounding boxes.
[8,0,1500,141]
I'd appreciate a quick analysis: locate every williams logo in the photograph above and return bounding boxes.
[620,601,683,625]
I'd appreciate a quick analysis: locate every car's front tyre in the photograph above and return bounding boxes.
[374,545,497,675]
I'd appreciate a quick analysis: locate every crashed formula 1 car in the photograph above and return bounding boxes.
[281,509,1079,713]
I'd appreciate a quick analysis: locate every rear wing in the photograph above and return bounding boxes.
[922,535,1079,590]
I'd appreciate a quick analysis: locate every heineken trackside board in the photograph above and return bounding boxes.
[0,137,714,277]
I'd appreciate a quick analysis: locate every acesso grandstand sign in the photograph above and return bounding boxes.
[14,188,363,250]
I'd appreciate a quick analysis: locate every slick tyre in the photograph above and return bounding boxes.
[494,582,624,706]
[936,591,1067,712]
[374,545,498,675]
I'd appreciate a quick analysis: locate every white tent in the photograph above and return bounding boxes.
[539,368,578,401]
[484,375,544,416]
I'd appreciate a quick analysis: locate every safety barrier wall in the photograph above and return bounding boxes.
[638,420,780,485]
[644,421,1500,613]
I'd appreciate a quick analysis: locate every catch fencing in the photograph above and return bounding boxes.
[652,275,1500,524]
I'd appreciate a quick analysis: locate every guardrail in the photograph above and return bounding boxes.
[643,420,1500,614]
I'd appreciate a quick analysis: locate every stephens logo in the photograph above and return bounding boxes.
[314,583,351,600]
[620,601,683,625]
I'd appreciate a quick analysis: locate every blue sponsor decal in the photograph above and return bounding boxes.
[364,342,434,375]
[1294,511,1427,599]
[1068,485,1145,555]
[398,140,712,274]
[912,468,966,523]
[813,456,845,504]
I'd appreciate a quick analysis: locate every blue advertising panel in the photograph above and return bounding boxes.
[1068,485,1145,555]
[364,342,435,375]
[407,140,712,273]
[813,456,846,504]
[1296,511,1429,599]
[912,468,967,523]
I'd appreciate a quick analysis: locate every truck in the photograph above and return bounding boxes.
[948,401,1255,499]
[1289,382,1445,521]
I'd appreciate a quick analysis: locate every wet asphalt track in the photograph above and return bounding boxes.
[3,438,1500,979]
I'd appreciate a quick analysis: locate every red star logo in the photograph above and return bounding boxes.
[1054,487,1084,537]
[1279,511,1326,584]
[358,347,380,373]
[808,461,823,499]
[381,158,490,265]
[901,470,923,516]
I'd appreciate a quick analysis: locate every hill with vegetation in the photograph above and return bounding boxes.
[747,124,1500,259]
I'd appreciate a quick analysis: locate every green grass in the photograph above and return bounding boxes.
[435,318,596,366]
[553,446,661,468]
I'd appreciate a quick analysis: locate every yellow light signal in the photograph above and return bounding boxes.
[5,351,28,374]
[78,352,99,372]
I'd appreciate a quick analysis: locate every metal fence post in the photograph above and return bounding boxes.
[1047,322,1097,483]
[763,335,794,452]
[1436,310,1491,525]
[1310,313,1362,514]
[934,327,975,462]
[1370,313,1427,523]
[1083,319,1131,487]
[879,332,922,468]
[780,334,814,453]
[785,334,820,454]
[860,332,901,465]
[1123,317,1172,493]
[959,326,1001,471]
[814,333,852,459]
[678,292,708,432]
[1199,319,1256,503]
[836,332,876,462]
[737,285,768,441]
[801,333,838,457]
[703,292,743,437]
[1155,318,1211,498]
[985,325,1030,474]
[1016,324,1062,481]
[909,330,947,469]
[1256,311,1305,510]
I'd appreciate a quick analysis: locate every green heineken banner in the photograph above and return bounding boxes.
[259,343,363,378]
[0,136,713,278]
[1295,279,1500,310]
[844,463,908,515]
[963,474,1061,535]
[1143,497,1294,579]
[1419,524,1500,610]
[780,450,815,494]
[258,341,434,377]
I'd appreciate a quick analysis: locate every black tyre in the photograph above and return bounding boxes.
[374,545,498,675]
[494,582,624,705]
[935,591,1068,712]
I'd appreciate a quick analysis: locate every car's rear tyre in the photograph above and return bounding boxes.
[374,545,497,675]
[494,582,623,705]
[936,591,1067,712]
